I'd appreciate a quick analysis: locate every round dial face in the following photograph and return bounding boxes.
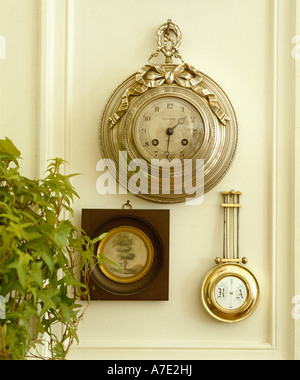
[133,96,205,161]
[201,264,259,323]
[215,276,248,310]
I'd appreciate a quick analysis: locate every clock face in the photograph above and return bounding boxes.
[201,264,259,323]
[133,96,205,161]
[215,276,248,310]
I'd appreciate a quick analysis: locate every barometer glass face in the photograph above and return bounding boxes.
[215,276,248,310]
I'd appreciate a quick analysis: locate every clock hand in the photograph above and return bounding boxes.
[171,116,187,131]
[165,116,187,136]
[166,116,187,136]
[165,134,171,159]
[164,117,187,158]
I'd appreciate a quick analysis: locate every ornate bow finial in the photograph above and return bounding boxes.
[109,64,230,127]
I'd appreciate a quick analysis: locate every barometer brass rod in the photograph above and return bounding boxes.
[232,193,236,259]
[226,194,230,259]
[237,193,240,259]
[220,191,243,264]
[223,194,226,259]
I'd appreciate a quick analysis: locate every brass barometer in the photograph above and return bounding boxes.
[99,20,238,203]
[201,191,259,323]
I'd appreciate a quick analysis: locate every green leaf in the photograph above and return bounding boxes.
[59,303,78,325]
[92,232,108,244]
[63,271,85,288]
[24,303,38,316]
[0,210,20,223]
[38,250,55,275]
[37,287,60,316]
[52,221,71,248]
[45,210,57,226]
[7,222,42,242]
[97,253,119,269]
[30,262,44,288]
[7,250,33,288]
[0,137,21,157]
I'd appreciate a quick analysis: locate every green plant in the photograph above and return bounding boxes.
[0,137,104,360]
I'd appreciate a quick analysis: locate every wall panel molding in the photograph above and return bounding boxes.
[37,0,73,176]
[69,0,286,359]
[293,0,300,361]
[37,0,74,359]
[270,0,278,351]
[37,0,298,360]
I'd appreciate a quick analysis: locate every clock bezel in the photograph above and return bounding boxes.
[201,263,260,323]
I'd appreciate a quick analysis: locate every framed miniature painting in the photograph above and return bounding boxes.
[97,226,154,284]
[81,208,169,300]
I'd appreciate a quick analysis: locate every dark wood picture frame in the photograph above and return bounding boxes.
[81,209,169,300]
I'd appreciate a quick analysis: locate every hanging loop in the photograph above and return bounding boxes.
[122,200,133,209]
[149,19,184,64]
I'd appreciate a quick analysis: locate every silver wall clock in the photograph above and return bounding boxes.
[99,20,238,203]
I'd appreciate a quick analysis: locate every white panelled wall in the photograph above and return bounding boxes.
[0,0,38,178]
[1,0,299,360]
